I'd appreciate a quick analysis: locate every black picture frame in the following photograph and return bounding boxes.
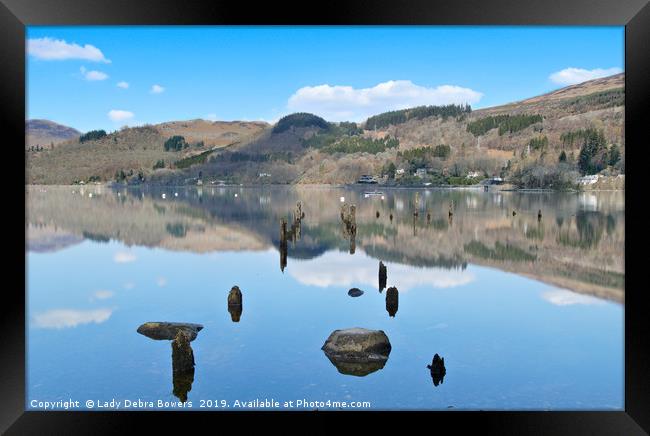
[2,0,648,433]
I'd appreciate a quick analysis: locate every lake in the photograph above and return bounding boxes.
[26,185,624,410]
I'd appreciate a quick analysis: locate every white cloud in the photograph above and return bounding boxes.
[156,277,167,287]
[108,110,135,123]
[123,282,135,290]
[549,67,623,86]
[205,113,218,121]
[287,80,483,122]
[541,288,605,306]
[80,66,108,81]
[27,37,111,63]
[116,81,129,89]
[288,250,474,291]
[150,84,165,94]
[33,308,113,329]
[113,250,136,263]
[92,290,114,300]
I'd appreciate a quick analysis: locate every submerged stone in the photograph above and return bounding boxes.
[321,328,391,376]
[137,322,203,341]
[348,288,364,297]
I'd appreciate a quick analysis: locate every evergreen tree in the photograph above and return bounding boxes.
[578,129,608,175]
[608,144,621,166]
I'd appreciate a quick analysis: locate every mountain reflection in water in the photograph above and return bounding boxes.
[27,186,624,302]
[26,185,624,410]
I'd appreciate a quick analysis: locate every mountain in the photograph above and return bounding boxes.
[157,73,623,187]
[26,119,268,185]
[26,119,81,150]
[26,74,625,187]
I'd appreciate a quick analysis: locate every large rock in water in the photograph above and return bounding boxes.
[137,322,203,342]
[321,328,391,376]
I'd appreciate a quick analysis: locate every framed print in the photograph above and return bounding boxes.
[2,0,649,433]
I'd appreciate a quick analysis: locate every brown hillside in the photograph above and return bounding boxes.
[26,120,268,185]
[26,119,81,149]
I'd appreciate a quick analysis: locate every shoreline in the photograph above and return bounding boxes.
[25,183,624,192]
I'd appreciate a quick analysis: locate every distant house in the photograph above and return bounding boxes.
[259,173,271,178]
[576,175,599,185]
[357,175,378,184]
[415,168,427,178]
[466,170,481,179]
[396,168,405,175]
[484,177,504,185]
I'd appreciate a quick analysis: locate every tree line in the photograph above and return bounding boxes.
[365,104,471,130]
[320,136,399,154]
[467,114,543,136]
[79,130,107,143]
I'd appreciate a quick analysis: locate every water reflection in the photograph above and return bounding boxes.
[378,261,387,292]
[26,186,624,409]
[171,331,195,402]
[386,287,399,317]
[26,186,624,303]
[227,286,243,322]
[427,354,446,387]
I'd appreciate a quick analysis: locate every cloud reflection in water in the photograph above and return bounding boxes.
[288,249,474,291]
[32,308,114,329]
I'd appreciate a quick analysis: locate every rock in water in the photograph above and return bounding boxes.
[137,322,203,341]
[322,328,391,359]
[348,288,364,297]
[386,286,398,317]
[321,328,392,377]
[378,261,387,292]
[228,285,243,306]
[427,353,446,387]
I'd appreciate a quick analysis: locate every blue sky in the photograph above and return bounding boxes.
[26,26,624,133]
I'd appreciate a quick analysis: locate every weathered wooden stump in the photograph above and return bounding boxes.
[386,286,399,317]
[378,261,387,292]
[227,286,243,322]
[427,353,446,387]
[171,330,195,402]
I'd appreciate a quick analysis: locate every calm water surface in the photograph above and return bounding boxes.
[26,185,624,410]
